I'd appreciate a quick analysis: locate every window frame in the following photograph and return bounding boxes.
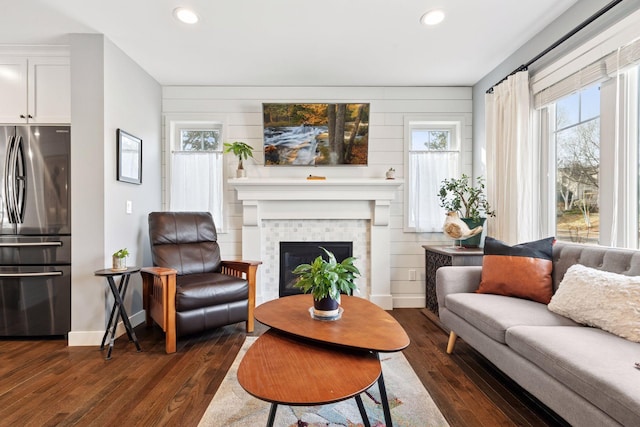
[538,66,640,248]
[163,114,227,231]
[546,85,602,245]
[403,114,468,232]
[175,126,223,152]
[531,8,640,248]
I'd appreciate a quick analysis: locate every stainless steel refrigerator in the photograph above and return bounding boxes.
[0,125,71,336]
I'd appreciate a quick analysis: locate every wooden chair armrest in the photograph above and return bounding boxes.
[220,260,262,333]
[220,260,262,274]
[141,266,178,277]
[141,266,178,354]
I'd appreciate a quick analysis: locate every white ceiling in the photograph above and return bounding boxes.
[1,0,578,87]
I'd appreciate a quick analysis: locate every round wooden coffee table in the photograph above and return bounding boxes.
[238,294,410,426]
[238,329,380,426]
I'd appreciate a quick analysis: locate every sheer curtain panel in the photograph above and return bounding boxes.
[485,71,538,244]
[408,151,459,232]
[169,152,223,228]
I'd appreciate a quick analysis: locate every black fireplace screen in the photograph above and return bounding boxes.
[279,241,353,297]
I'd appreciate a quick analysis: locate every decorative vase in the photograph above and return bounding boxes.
[312,296,340,319]
[112,256,126,271]
[457,218,486,248]
[236,168,246,178]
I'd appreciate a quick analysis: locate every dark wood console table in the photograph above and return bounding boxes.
[422,245,483,314]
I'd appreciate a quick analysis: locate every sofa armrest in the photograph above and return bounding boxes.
[436,266,482,310]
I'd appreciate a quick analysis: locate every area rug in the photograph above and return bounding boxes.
[198,337,449,427]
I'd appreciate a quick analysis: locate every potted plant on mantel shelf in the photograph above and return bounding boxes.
[438,174,495,248]
[224,141,254,178]
[112,248,130,271]
[292,247,360,320]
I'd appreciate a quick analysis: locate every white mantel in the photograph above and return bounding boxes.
[229,178,403,309]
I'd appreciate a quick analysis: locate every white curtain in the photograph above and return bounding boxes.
[408,151,459,232]
[485,70,538,244]
[169,152,223,227]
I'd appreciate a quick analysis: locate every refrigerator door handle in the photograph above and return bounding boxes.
[4,135,16,223]
[4,134,26,224]
[4,136,19,224]
[13,135,26,223]
[0,271,64,278]
[0,241,63,247]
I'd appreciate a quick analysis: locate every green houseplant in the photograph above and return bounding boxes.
[224,141,254,178]
[292,247,360,319]
[438,175,495,247]
[112,248,130,271]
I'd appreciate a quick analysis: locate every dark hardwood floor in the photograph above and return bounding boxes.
[0,308,568,426]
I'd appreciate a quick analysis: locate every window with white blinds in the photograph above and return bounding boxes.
[533,13,640,248]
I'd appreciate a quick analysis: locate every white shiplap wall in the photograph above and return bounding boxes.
[162,86,472,308]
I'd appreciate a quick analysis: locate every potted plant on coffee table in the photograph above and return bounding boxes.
[438,174,495,248]
[224,141,254,178]
[292,247,360,320]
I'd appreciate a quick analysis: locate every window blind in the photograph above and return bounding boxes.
[534,37,640,109]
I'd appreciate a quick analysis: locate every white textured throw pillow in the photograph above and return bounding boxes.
[548,264,640,343]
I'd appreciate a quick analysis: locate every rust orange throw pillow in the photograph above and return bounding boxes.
[477,237,555,304]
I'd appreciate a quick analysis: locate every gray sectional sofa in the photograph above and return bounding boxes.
[436,241,640,426]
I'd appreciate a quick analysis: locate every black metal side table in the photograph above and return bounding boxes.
[94,267,142,360]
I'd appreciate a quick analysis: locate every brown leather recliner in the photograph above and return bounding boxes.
[141,212,260,353]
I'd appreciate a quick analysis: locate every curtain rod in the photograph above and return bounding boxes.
[486,0,624,94]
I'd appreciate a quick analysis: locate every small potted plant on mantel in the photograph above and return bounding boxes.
[438,174,495,248]
[224,141,254,178]
[112,248,130,271]
[292,247,360,320]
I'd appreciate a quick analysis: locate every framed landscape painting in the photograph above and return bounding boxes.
[262,103,369,166]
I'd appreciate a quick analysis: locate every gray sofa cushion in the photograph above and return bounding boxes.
[445,293,579,343]
[553,242,640,291]
[506,325,640,427]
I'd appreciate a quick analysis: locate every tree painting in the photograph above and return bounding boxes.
[263,103,369,165]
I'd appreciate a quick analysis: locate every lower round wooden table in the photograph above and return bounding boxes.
[238,294,410,427]
[238,329,381,427]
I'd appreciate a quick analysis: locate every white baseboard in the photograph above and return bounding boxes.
[67,330,104,346]
[369,293,394,310]
[392,295,427,308]
[67,309,146,347]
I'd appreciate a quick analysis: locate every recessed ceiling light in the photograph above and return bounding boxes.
[421,9,445,26]
[173,7,199,24]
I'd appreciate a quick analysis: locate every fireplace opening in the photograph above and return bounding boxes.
[279,241,353,297]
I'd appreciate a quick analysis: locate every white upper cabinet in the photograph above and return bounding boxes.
[28,57,71,124]
[0,58,28,123]
[0,55,70,124]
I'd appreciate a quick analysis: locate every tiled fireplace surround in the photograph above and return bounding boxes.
[229,178,403,310]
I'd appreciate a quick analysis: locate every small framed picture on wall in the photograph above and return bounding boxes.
[117,129,142,184]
